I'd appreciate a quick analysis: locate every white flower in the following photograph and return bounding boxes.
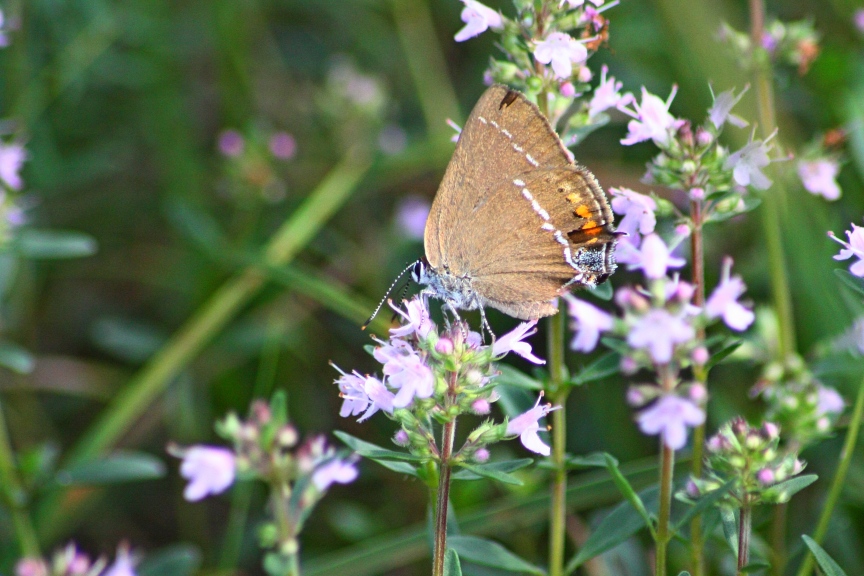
[454,0,503,42]
[708,86,749,130]
[178,445,236,501]
[534,32,588,79]
[725,130,776,190]
[797,158,841,201]
[588,65,631,119]
[619,86,685,147]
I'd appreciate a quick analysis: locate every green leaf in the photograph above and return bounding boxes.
[371,459,419,477]
[673,479,734,532]
[495,364,542,390]
[602,453,655,538]
[802,535,848,576]
[761,474,818,504]
[0,341,35,374]
[564,452,611,469]
[587,280,613,301]
[720,508,738,556]
[448,536,543,575]
[12,229,97,259]
[55,451,166,486]
[443,549,462,576]
[740,562,771,573]
[334,431,423,462]
[834,269,864,298]
[677,573,692,576]
[138,545,202,576]
[452,458,533,480]
[705,340,742,371]
[570,352,621,386]
[456,462,524,486]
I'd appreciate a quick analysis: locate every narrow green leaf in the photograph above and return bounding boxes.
[452,458,533,480]
[720,508,738,556]
[834,269,864,298]
[587,280,613,301]
[138,545,202,576]
[677,572,692,576]
[457,462,523,486]
[448,536,543,575]
[740,562,771,573]
[55,452,165,486]
[12,229,98,259]
[373,459,419,477]
[705,340,742,370]
[602,453,655,538]
[802,535,848,576]
[673,479,734,532]
[495,364,542,390]
[570,352,621,386]
[564,452,611,469]
[761,474,818,504]
[334,431,422,462]
[443,549,462,576]
[0,341,35,374]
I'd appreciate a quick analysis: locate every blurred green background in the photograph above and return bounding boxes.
[1,0,863,574]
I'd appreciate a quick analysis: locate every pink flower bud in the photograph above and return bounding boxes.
[762,422,779,439]
[471,398,491,414]
[577,66,592,83]
[560,82,576,98]
[620,356,639,375]
[689,187,705,200]
[692,346,709,365]
[689,383,707,402]
[626,387,645,406]
[757,467,775,485]
[393,429,410,446]
[675,223,691,238]
[252,400,271,424]
[474,448,490,463]
[435,337,454,355]
[686,479,700,498]
[696,129,713,147]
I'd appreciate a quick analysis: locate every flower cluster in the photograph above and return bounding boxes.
[829,222,864,277]
[334,297,559,458]
[718,19,820,75]
[16,544,135,576]
[684,418,805,507]
[0,139,27,243]
[217,127,296,203]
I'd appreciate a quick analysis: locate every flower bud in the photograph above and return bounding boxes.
[686,479,701,498]
[278,425,298,448]
[692,347,709,366]
[471,398,491,415]
[393,429,410,447]
[689,383,707,403]
[435,337,454,355]
[757,467,775,485]
[560,82,576,98]
[689,187,705,200]
[473,448,490,463]
[620,356,639,375]
[696,128,713,147]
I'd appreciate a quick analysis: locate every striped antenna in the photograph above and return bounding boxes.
[362,260,419,330]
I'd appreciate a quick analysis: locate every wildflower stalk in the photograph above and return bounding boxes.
[737,497,752,574]
[0,399,40,557]
[547,302,569,576]
[656,363,677,576]
[270,484,300,576]
[795,371,864,576]
[432,416,457,576]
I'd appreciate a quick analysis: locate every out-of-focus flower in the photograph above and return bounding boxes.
[505,395,560,456]
[178,445,236,501]
[0,10,10,48]
[102,546,137,576]
[816,386,844,416]
[269,132,296,160]
[560,81,576,98]
[619,86,685,147]
[492,320,545,364]
[15,558,48,576]
[624,233,685,280]
[395,196,430,240]
[855,9,864,34]
[0,142,26,190]
[534,32,588,79]
[725,131,776,190]
[637,395,705,450]
[559,0,604,7]
[454,0,503,42]
[610,187,656,243]
[829,223,864,277]
[378,124,408,155]
[312,457,358,491]
[588,65,630,119]
[563,294,613,352]
[217,129,244,157]
[797,158,841,201]
[389,298,434,339]
[705,258,754,331]
[628,309,695,364]
[708,86,749,130]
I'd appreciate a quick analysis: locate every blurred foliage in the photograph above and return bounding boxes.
[0,0,863,574]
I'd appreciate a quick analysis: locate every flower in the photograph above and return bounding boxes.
[725,131,776,190]
[705,258,754,331]
[623,233,685,280]
[816,386,844,416]
[0,10,10,48]
[0,142,26,190]
[506,395,560,455]
[856,9,864,34]
[334,367,383,420]
[379,346,434,408]
[563,294,613,352]
[559,0,604,7]
[389,297,434,339]
[637,395,705,450]
[178,445,236,501]
[454,0,503,42]
[15,559,48,576]
[610,187,656,244]
[269,132,296,159]
[797,158,841,201]
[628,309,695,364]
[492,320,545,364]
[312,457,358,491]
[394,196,430,240]
[534,32,588,79]
[708,86,749,130]
[588,66,631,119]
[829,223,864,277]
[102,546,137,576]
[217,130,244,157]
[618,86,685,147]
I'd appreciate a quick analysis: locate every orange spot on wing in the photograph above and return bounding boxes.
[566,193,580,203]
[582,225,603,236]
[575,205,592,218]
[582,220,597,229]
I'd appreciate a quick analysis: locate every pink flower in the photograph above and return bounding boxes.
[395,196,430,240]
[708,86,749,130]
[619,86,685,147]
[563,294,613,352]
[725,131,776,190]
[560,81,576,98]
[534,32,588,79]
[454,0,503,42]
[623,233,685,280]
[855,9,864,34]
[506,395,561,456]
[757,467,775,485]
[334,367,382,420]
[798,158,841,201]
[381,347,434,408]
[492,320,545,364]
[610,187,656,246]
[588,65,631,119]
[217,129,244,157]
[471,398,491,414]
[312,457,358,491]
[269,132,296,159]
[102,546,137,576]
[817,386,844,416]
[389,297,434,339]
[829,223,864,277]
[15,559,48,576]
[637,395,705,450]
[628,309,695,364]
[178,445,236,501]
[559,0,604,7]
[0,142,26,190]
[705,258,754,331]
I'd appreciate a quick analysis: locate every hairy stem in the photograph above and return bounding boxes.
[271,484,300,576]
[432,418,457,576]
[656,364,677,576]
[738,500,752,574]
[0,399,40,557]
[548,301,569,576]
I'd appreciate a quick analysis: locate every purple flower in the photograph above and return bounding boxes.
[563,294,613,352]
[610,187,656,247]
[363,376,395,418]
[454,0,503,42]
[637,395,705,450]
[15,559,48,576]
[628,309,695,364]
[798,158,841,201]
[829,223,864,277]
[855,9,864,34]
[624,233,685,280]
[492,320,545,364]
[725,131,776,190]
[708,86,749,130]
[102,546,137,576]
[0,142,26,190]
[534,32,588,79]
[269,132,296,160]
[817,386,844,416]
[378,344,434,408]
[705,258,754,331]
[0,10,9,48]
[505,395,561,456]
[559,0,604,7]
[217,129,244,157]
[757,467,775,485]
[618,86,685,147]
[334,367,379,419]
[178,445,236,501]
[389,297,434,339]
[395,196,430,240]
[312,457,358,491]
[588,65,631,119]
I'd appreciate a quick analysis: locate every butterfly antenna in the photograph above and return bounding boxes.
[362,260,419,330]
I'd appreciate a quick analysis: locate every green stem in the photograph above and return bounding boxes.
[271,484,300,576]
[432,418,456,576]
[738,501,752,574]
[0,399,40,557]
[656,364,677,576]
[547,301,568,576]
[795,371,864,576]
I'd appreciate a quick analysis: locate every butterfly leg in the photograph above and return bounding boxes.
[477,305,496,344]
